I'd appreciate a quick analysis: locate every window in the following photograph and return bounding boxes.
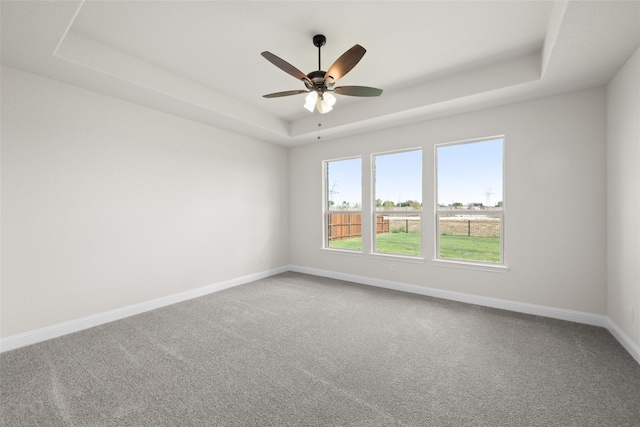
[373,149,422,256]
[324,157,362,251]
[435,137,504,265]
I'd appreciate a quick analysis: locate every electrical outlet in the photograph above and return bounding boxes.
[390,264,396,272]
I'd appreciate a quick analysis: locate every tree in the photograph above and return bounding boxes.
[383,200,395,209]
[397,200,421,210]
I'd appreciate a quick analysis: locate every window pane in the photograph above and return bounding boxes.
[326,158,361,211]
[375,213,421,255]
[373,150,422,255]
[374,150,422,210]
[436,138,503,263]
[326,213,362,250]
[326,158,361,250]
[437,139,503,209]
[438,212,501,262]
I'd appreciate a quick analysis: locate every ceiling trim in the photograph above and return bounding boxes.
[2,0,638,147]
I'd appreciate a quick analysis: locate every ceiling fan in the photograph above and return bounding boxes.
[261,34,383,114]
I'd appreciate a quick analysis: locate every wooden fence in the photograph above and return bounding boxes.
[328,214,389,241]
[328,214,500,240]
[387,217,421,233]
[439,218,500,238]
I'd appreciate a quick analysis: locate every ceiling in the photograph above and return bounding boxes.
[2,0,639,147]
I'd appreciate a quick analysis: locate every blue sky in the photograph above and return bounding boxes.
[326,150,422,207]
[326,139,503,208]
[374,150,422,204]
[326,157,362,207]
[437,138,503,206]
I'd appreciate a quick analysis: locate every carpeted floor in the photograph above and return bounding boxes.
[2,272,639,426]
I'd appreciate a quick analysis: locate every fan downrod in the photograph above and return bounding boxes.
[312,34,327,75]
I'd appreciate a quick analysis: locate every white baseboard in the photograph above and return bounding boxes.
[289,265,640,364]
[0,266,288,353]
[606,317,640,365]
[288,265,608,327]
[3,264,638,366]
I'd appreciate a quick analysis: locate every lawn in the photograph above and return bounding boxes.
[329,233,500,262]
[374,232,421,255]
[439,235,500,262]
[329,232,420,255]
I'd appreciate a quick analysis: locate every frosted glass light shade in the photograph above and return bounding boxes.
[323,92,336,107]
[303,91,336,114]
[304,91,318,112]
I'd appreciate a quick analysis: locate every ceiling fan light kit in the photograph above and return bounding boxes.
[262,34,383,114]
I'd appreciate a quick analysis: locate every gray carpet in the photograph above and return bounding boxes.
[2,272,639,426]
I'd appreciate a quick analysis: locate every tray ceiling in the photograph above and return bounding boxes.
[2,1,639,146]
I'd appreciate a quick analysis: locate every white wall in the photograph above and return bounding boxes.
[1,66,289,338]
[607,47,640,348]
[2,61,624,348]
[290,88,607,315]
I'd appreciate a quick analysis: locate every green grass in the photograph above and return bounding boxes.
[439,235,500,262]
[329,232,420,255]
[375,232,421,255]
[328,236,363,250]
[329,233,500,262]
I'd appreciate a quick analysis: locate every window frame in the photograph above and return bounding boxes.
[434,136,507,271]
[322,156,363,253]
[371,148,424,260]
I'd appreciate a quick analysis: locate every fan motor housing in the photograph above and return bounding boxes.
[306,70,326,90]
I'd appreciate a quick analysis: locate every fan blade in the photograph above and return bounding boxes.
[333,86,383,97]
[324,44,366,82]
[261,51,312,85]
[263,90,309,98]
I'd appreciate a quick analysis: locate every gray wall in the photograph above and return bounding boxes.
[607,47,640,348]
[3,53,638,355]
[289,87,607,315]
[1,66,289,337]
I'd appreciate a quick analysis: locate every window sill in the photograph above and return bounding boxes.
[432,258,509,273]
[369,253,425,264]
[322,248,364,257]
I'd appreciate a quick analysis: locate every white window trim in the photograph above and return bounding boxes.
[371,210,424,258]
[322,246,365,257]
[324,209,363,252]
[433,136,507,269]
[369,252,425,263]
[371,148,423,259]
[323,157,363,252]
[432,258,509,272]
